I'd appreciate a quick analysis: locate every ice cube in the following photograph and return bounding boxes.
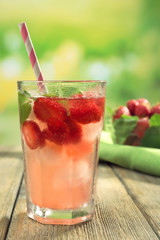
[82,120,103,142]
[73,160,90,181]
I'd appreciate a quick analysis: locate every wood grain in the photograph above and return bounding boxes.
[113,166,160,238]
[6,164,158,240]
[0,146,23,240]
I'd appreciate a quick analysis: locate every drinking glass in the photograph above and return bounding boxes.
[18,80,106,225]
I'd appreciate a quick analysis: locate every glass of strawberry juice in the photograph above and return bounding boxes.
[18,80,106,225]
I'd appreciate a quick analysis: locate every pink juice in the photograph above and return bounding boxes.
[20,92,105,224]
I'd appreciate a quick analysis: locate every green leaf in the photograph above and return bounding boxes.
[45,82,99,98]
[103,118,116,143]
[44,84,82,97]
[20,102,31,126]
[18,91,31,106]
[18,92,28,107]
[18,91,32,126]
[150,114,160,127]
[58,86,82,97]
[23,90,31,97]
[106,106,113,115]
[141,126,160,149]
[121,115,138,120]
[113,116,138,144]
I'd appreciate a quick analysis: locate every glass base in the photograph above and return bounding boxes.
[27,201,94,225]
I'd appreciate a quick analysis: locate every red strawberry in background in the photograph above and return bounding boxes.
[124,135,141,146]
[113,106,131,121]
[134,117,150,139]
[47,118,70,145]
[127,99,139,115]
[34,97,67,122]
[150,104,160,116]
[132,138,142,146]
[22,120,45,149]
[134,98,151,117]
[137,98,150,107]
[134,104,150,118]
[69,99,101,124]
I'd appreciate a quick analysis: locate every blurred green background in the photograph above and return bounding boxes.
[0,0,160,146]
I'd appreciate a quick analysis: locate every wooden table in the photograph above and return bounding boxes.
[0,146,160,240]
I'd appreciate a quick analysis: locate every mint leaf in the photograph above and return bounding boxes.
[23,90,31,97]
[150,114,160,127]
[18,91,31,125]
[141,126,160,148]
[44,84,82,97]
[20,102,31,126]
[18,92,28,107]
[58,86,82,97]
[18,91,31,106]
[121,115,138,120]
[113,116,138,144]
[45,82,98,98]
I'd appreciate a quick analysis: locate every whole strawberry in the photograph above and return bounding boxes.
[113,106,130,121]
[34,97,67,122]
[150,104,160,116]
[135,98,150,117]
[47,118,70,145]
[134,117,150,139]
[127,99,139,115]
[69,99,101,124]
[137,98,150,108]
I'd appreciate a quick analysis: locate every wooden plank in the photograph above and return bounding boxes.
[112,166,160,238]
[6,164,158,240]
[0,146,23,240]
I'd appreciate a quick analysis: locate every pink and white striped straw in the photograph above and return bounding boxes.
[18,22,47,93]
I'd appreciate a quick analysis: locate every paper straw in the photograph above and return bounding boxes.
[18,22,47,93]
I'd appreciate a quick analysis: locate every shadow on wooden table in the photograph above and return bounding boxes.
[112,165,160,186]
[0,151,22,159]
[0,216,10,240]
[7,212,99,239]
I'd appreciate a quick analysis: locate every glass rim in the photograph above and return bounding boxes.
[17,80,106,84]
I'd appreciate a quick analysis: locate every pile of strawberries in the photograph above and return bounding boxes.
[22,96,105,150]
[113,98,160,145]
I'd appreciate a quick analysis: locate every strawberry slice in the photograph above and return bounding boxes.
[47,118,70,145]
[69,98,101,124]
[65,117,82,143]
[22,120,45,149]
[33,97,67,122]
